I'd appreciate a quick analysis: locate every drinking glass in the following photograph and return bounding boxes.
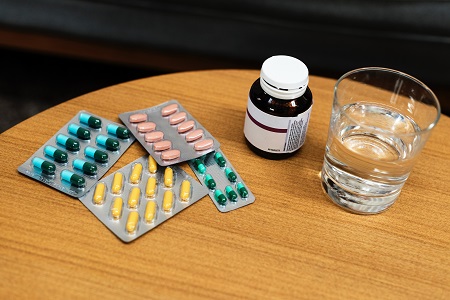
[321,67,440,214]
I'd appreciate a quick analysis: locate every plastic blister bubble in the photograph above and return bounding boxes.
[119,100,220,166]
[188,149,255,212]
[79,155,209,242]
[18,111,135,197]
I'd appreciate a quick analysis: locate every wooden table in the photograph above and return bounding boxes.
[0,70,449,299]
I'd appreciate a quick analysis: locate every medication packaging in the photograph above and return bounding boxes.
[79,155,209,242]
[189,150,255,212]
[119,100,220,166]
[18,111,135,197]
[244,55,313,159]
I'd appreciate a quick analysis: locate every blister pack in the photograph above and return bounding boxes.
[18,111,135,197]
[188,150,255,212]
[79,155,209,242]
[119,100,220,166]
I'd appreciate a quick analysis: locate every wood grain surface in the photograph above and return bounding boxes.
[0,70,449,299]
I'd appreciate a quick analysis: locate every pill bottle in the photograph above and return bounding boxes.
[244,55,313,159]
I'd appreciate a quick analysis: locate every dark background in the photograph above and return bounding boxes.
[1,45,448,134]
[0,48,161,133]
[1,1,449,133]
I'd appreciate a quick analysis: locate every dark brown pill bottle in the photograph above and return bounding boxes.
[243,55,313,159]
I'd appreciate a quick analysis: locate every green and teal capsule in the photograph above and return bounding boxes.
[193,158,206,174]
[44,145,68,163]
[56,134,80,151]
[32,157,56,175]
[73,159,97,175]
[214,189,227,206]
[61,170,85,187]
[225,185,238,202]
[68,124,90,140]
[107,124,130,139]
[236,182,249,198]
[214,152,226,167]
[84,146,108,163]
[79,112,102,129]
[225,167,237,182]
[96,135,120,151]
[204,174,216,190]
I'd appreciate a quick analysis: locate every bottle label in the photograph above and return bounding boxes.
[244,98,312,153]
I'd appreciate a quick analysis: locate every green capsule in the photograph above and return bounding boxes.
[73,159,97,175]
[204,174,216,190]
[85,146,108,163]
[225,167,237,182]
[80,112,102,129]
[56,134,80,152]
[237,182,249,198]
[107,124,130,139]
[214,189,227,206]
[225,185,238,202]
[96,135,120,151]
[214,152,226,167]
[44,145,68,163]
[193,159,206,174]
[32,157,56,175]
[61,170,85,188]
[68,124,90,140]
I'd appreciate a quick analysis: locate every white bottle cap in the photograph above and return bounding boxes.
[260,55,309,99]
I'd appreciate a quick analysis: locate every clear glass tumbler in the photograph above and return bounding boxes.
[321,67,441,214]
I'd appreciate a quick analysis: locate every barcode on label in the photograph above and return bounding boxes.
[284,119,303,152]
